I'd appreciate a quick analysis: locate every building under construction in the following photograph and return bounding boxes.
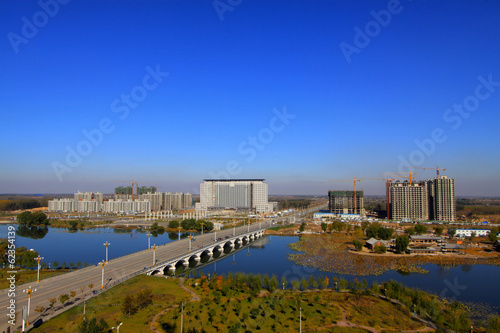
[388,176,455,221]
[328,190,365,217]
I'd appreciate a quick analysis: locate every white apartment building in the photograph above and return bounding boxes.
[102,199,151,214]
[196,179,273,213]
[48,198,75,212]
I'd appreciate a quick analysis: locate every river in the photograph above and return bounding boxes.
[1,225,499,312]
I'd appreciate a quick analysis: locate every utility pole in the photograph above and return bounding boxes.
[180,302,184,333]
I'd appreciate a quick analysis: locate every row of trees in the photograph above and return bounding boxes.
[168,219,214,232]
[0,198,47,211]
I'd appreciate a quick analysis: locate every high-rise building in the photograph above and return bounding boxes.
[139,192,163,211]
[196,179,272,213]
[48,198,75,212]
[428,176,455,221]
[388,177,456,221]
[114,186,133,200]
[163,192,192,210]
[74,191,103,204]
[328,190,365,216]
[137,186,157,195]
[389,181,429,221]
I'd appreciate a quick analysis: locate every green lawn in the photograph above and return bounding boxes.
[30,275,191,333]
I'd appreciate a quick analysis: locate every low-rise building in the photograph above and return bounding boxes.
[410,235,442,243]
[455,229,490,238]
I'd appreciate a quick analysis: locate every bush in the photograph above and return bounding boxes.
[353,239,363,251]
[374,244,387,254]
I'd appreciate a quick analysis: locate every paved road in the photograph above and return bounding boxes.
[0,204,325,331]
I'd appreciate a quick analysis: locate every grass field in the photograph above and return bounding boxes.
[30,275,191,333]
[159,276,424,333]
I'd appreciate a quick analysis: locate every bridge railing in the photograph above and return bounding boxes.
[145,228,267,273]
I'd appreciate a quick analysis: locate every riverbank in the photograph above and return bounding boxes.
[286,232,500,276]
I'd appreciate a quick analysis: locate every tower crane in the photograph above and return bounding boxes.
[412,166,446,178]
[382,172,417,185]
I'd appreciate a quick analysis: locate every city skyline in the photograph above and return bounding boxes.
[1,1,499,196]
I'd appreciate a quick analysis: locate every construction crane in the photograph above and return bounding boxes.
[382,172,417,185]
[412,166,446,178]
[329,177,386,215]
[110,180,138,199]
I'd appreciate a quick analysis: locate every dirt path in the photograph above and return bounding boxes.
[150,278,200,332]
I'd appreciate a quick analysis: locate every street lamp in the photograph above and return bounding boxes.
[178,226,182,241]
[147,232,151,249]
[299,306,302,333]
[233,222,236,237]
[35,255,44,283]
[200,222,204,235]
[111,322,123,333]
[99,261,107,289]
[152,245,157,265]
[23,286,37,325]
[103,241,110,262]
[188,235,192,253]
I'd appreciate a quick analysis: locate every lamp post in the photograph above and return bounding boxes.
[200,222,204,235]
[99,261,107,289]
[180,302,184,333]
[111,322,123,333]
[233,222,236,236]
[152,245,157,265]
[103,241,110,262]
[178,226,182,241]
[299,306,302,333]
[23,286,37,325]
[247,220,250,233]
[35,255,44,283]
[188,235,192,253]
[214,229,217,242]
[147,233,151,249]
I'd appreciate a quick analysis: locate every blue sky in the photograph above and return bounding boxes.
[0,0,499,196]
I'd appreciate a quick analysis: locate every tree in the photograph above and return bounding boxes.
[414,224,428,235]
[299,222,306,232]
[405,227,416,236]
[32,212,49,226]
[17,211,33,226]
[489,227,499,242]
[321,222,327,233]
[122,294,137,316]
[353,239,363,251]
[434,226,444,236]
[448,228,456,237]
[377,227,394,240]
[365,223,381,238]
[48,298,56,308]
[77,317,109,333]
[136,289,153,309]
[59,294,69,305]
[374,244,387,254]
[395,235,410,254]
[168,220,179,229]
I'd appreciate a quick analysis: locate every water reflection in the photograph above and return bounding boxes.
[16,225,48,239]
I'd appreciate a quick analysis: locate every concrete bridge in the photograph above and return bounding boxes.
[147,230,265,276]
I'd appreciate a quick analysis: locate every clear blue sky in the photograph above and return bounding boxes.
[1,0,499,196]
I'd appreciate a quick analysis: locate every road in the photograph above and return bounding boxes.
[1,204,325,331]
